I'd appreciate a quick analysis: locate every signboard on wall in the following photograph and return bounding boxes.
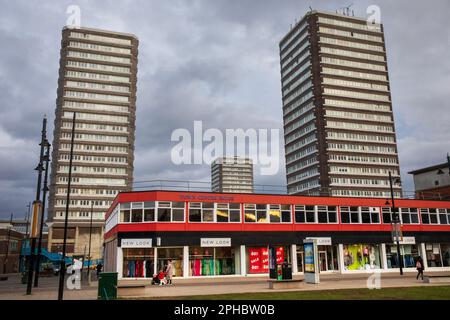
[306,237,332,246]
[398,237,416,245]
[200,238,231,247]
[121,238,152,248]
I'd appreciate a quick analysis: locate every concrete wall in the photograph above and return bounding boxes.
[413,167,450,191]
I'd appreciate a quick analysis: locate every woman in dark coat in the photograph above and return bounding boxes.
[416,256,425,280]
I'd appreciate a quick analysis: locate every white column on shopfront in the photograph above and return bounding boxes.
[117,247,123,279]
[338,244,344,274]
[240,245,246,276]
[234,247,241,275]
[153,248,157,275]
[183,246,189,278]
[381,243,388,270]
[291,244,298,274]
[420,243,428,269]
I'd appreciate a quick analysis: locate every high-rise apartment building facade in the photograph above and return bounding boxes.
[279,11,402,198]
[47,27,138,259]
[211,157,254,193]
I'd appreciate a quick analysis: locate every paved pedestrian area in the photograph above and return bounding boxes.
[117,271,450,299]
[0,273,98,300]
[1,271,449,300]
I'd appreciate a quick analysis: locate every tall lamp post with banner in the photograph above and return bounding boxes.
[386,171,403,275]
[26,116,48,295]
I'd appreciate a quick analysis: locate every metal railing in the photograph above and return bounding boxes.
[131,180,450,201]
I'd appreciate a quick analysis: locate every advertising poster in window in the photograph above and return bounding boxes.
[261,247,269,272]
[248,247,281,274]
[304,242,315,273]
[276,246,285,264]
[249,248,262,273]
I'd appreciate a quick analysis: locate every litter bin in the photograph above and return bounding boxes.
[276,264,283,280]
[282,262,292,280]
[97,272,118,300]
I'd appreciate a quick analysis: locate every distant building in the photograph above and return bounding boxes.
[408,158,450,200]
[211,157,254,193]
[0,222,25,274]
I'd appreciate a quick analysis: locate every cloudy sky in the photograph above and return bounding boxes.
[0,0,449,220]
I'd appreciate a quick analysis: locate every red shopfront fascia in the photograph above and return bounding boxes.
[104,190,450,239]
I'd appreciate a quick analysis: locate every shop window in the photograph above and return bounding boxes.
[123,248,154,278]
[421,208,439,224]
[305,206,316,223]
[158,204,171,222]
[156,247,183,277]
[247,246,289,274]
[361,207,380,224]
[317,206,337,223]
[268,204,292,223]
[143,202,155,222]
[386,244,419,268]
[189,202,215,222]
[202,202,214,222]
[120,203,131,223]
[281,205,292,222]
[441,244,450,267]
[131,202,143,223]
[438,209,449,225]
[340,206,360,224]
[425,244,443,267]
[189,247,236,276]
[269,205,281,223]
[216,203,241,223]
[294,205,306,223]
[256,204,268,222]
[157,201,185,222]
[382,207,392,223]
[400,208,419,224]
[317,245,339,271]
[189,203,202,222]
[244,204,268,223]
[343,244,381,270]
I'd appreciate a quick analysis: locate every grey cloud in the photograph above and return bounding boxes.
[0,0,449,219]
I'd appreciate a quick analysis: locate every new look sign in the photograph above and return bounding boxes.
[121,238,152,248]
[200,238,231,247]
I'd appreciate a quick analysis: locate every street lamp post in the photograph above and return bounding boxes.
[388,171,403,276]
[58,112,76,300]
[3,214,13,274]
[26,116,47,295]
[87,201,94,282]
[34,140,51,287]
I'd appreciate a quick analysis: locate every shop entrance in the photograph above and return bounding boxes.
[319,251,327,272]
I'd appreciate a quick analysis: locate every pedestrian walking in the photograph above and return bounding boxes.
[96,262,103,279]
[416,256,425,280]
[165,259,174,285]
